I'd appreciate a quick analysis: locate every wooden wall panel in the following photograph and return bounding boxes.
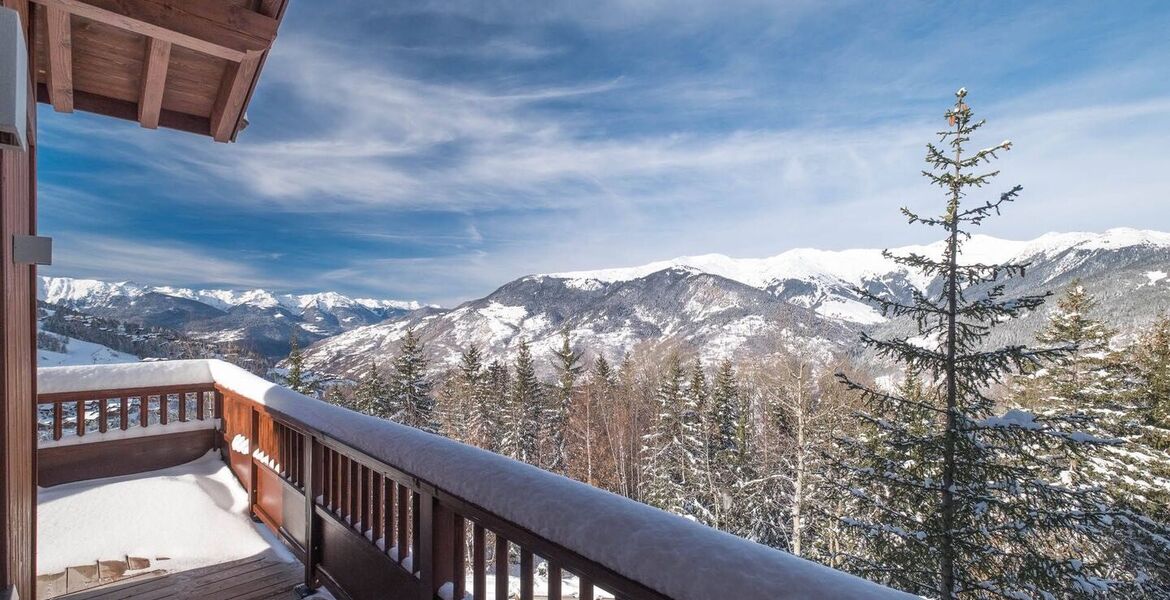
[0,1,37,596]
[36,430,217,487]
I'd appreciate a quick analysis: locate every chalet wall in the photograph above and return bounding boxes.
[0,1,36,597]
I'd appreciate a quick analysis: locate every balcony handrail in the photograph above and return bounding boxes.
[37,360,911,600]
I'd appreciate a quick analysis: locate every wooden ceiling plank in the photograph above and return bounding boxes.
[137,37,170,128]
[44,4,73,112]
[29,0,276,62]
[209,50,260,142]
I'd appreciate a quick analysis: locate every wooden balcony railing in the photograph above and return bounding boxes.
[37,383,218,442]
[36,360,911,600]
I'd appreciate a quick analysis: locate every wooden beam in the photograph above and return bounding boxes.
[137,37,170,128]
[37,83,211,136]
[44,4,73,112]
[256,0,282,18]
[209,51,260,142]
[29,0,277,62]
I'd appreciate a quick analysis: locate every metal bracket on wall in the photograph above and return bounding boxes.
[12,234,51,265]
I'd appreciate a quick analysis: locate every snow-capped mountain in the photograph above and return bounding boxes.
[300,228,1170,378]
[38,277,422,357]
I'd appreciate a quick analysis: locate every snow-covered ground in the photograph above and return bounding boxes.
[36,452,293,576]
[37,329,138,367]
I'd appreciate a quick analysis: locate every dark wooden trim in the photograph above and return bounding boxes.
[37,383,214,404]
[37,428,215,487]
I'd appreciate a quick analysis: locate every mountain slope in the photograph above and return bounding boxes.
[301,228,1170,377]
[38,277,421,357]
[302,268,853,378]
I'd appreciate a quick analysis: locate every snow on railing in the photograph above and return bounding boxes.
[36,360,912,600]
[37,362,218,446]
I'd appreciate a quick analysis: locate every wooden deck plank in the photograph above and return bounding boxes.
[57,554,299,600]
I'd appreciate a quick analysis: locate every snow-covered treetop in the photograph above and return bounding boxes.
[37,360,912,600]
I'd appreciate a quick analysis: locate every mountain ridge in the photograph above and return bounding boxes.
[301,227,1170,378]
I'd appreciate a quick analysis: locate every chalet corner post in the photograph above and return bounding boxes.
[0,0,36,598]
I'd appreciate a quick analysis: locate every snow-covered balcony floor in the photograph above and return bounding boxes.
[37,452,305,599]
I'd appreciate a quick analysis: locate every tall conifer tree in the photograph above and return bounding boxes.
[830,89,1156,598]
[511,339,543,465]
[353,362,388,415]
[549,330,583,473]
[285,331,316,395]
[386,328,437,433]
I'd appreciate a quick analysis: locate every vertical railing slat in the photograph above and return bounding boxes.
[419,492,435,599]
[411,491,422,575]
[98,398,108,433]
[350,459,360,528]
[385,478,396,554]
[473,524,485,600]
[520,548,533,600]
[119,396,129,430]
[453,514,466,600]
[360,465,370,536]
[76,400,85,436]
[159,392,169,425]
[495,534,509,600]
[139,394,149,428]
[371,472,383,545]
[53,402,63,441]
[196,390,206,421]
[397,484,409,564]
[303,433,320,590]
[339,455,350,521]
[579,576,594,600]
[178,391,187,422]
[548,563,562,600]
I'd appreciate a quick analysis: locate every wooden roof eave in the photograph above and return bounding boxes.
[27,0,289,142]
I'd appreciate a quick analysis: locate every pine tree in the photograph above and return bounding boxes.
[511,340,543,465]
[386,329,437,433]
[323,383,357,411]
[285,331,316,396]
[830,89,1153,598]
[577,356,616,486]
[1028,280,1119,411]
[687,360,717,526]
[1132,314,1170,451]
[710,360,741,459]
[458,344,494,449]
[353,362,389,415]
[1029,299,1170,589]
[548,330,583,474]
[486,360,511,455]
[641,353,704,519]
[707,360,753,534]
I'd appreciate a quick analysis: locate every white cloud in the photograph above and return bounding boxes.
[45,235,287,289]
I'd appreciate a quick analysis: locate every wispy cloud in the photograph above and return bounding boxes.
[34,0,1170,304]
[46,235,288,289]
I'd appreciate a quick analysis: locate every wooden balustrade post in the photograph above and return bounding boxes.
[418,491,435,600]
[429,501,455,597]
[248,406,259,517]
[303,433,321,590]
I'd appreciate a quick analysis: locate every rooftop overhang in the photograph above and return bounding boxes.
[26,0,289,142]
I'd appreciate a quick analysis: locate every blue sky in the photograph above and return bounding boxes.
[36,1,1170,306]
